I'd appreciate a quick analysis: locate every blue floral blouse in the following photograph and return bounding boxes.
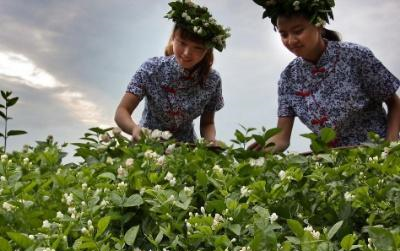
[126,55,224,142]
[278,41,400,146]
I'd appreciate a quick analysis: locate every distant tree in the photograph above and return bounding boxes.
[0,90,27,152]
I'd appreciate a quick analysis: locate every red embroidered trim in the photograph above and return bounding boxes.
[311,66,326,75]
[166,110,182,117]
[162,86,176,94]
[295,90,311,97]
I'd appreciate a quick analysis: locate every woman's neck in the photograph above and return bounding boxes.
[304,38,327,65]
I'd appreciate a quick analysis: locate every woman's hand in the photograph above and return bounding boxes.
[131,124,142,142]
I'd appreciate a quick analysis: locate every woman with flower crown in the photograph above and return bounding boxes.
[250,0,400,152]
[115,0,230,143]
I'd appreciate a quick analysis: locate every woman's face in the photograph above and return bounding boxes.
[277,15,324,63]
[172,29,208,70]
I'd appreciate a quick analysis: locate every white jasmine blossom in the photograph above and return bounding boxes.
[249,157,265,167]
[64,193,73,205]
[0,176,6,182]
[117,166,128,179]
[23,157,29,165]
[81,227,89,234]
[112,127,122,136]
[240,186,252,198]
[344,191,355,202]
[106,157,114,165]
[100,200,109,207]
[269,213,278,223]
[117,181,127,190]
[278,170,286,180]
[1,154,8,163]
[161,130,172,140]
[212,164,223,175]
[2,202,15,212]
[81,183,88,190]
[56,211,64,219]
[42,220,51,228]
[165,144,176,155]
[201,206,206,215]
[212,213,224,229]
[151,129,163,139]
[156,155,166,166]
[100,133,111,143]
[125,158,134,167]
[183,186,194,196]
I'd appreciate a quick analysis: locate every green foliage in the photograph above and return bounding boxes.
[0,90,27,152]
[0,127,399,250]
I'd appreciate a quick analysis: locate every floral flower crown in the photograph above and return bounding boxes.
[165,0,231,52]
[252,0,335,27]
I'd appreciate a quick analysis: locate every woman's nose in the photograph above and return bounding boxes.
[182,47,191,57]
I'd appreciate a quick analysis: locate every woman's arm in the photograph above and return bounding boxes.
[385,94,400,141]
[114,93,142,141]
[249,116,294,153]
[200,110,217,142]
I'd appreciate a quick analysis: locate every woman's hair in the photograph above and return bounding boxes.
[165,24,214,86]
[321,28,341,42]
[273,12,341,42]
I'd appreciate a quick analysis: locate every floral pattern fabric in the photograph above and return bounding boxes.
[127,55,224,142]
[278,41,400,146]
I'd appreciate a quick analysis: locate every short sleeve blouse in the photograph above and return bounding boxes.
[278,41,400,146]
[126,55,224,142]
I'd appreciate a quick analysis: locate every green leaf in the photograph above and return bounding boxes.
[96,216,111,238]
[228,224,241,236]
[287,219,304,238]
[0,236,12,251]
[196,170,208,186]
[340,234,355,251]
[123,194,143,207]
[98,172,116,181]
[0,104,5,109]
[6,97,18,107]
[1,91,11,100]
[234,129,246,143]
[301,133,318,140]
[124,225,140,246]
[263,127,281,141]
[320,127,336,143]
[6,232,34,249]
[7,130,27,137]
[368,227,397,251]
[0,111,6,120]
[327,220,343,240]
[0,132,4,138]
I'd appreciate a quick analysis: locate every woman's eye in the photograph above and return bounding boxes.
[294,29,303,35]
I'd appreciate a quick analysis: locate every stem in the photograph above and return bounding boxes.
[4,106,7,152]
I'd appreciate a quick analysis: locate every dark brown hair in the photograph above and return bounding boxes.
[274,13,341,42]
[165,24,214,86]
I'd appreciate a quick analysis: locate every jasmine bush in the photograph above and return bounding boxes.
[0,127,399,251]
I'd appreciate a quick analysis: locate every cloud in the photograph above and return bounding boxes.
[0,50,109,128]
[0,51,63,89]
[56,90,109,127]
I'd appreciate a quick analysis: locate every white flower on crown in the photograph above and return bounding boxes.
[293,1,300,11]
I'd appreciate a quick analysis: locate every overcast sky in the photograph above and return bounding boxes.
[1,0,400,158]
